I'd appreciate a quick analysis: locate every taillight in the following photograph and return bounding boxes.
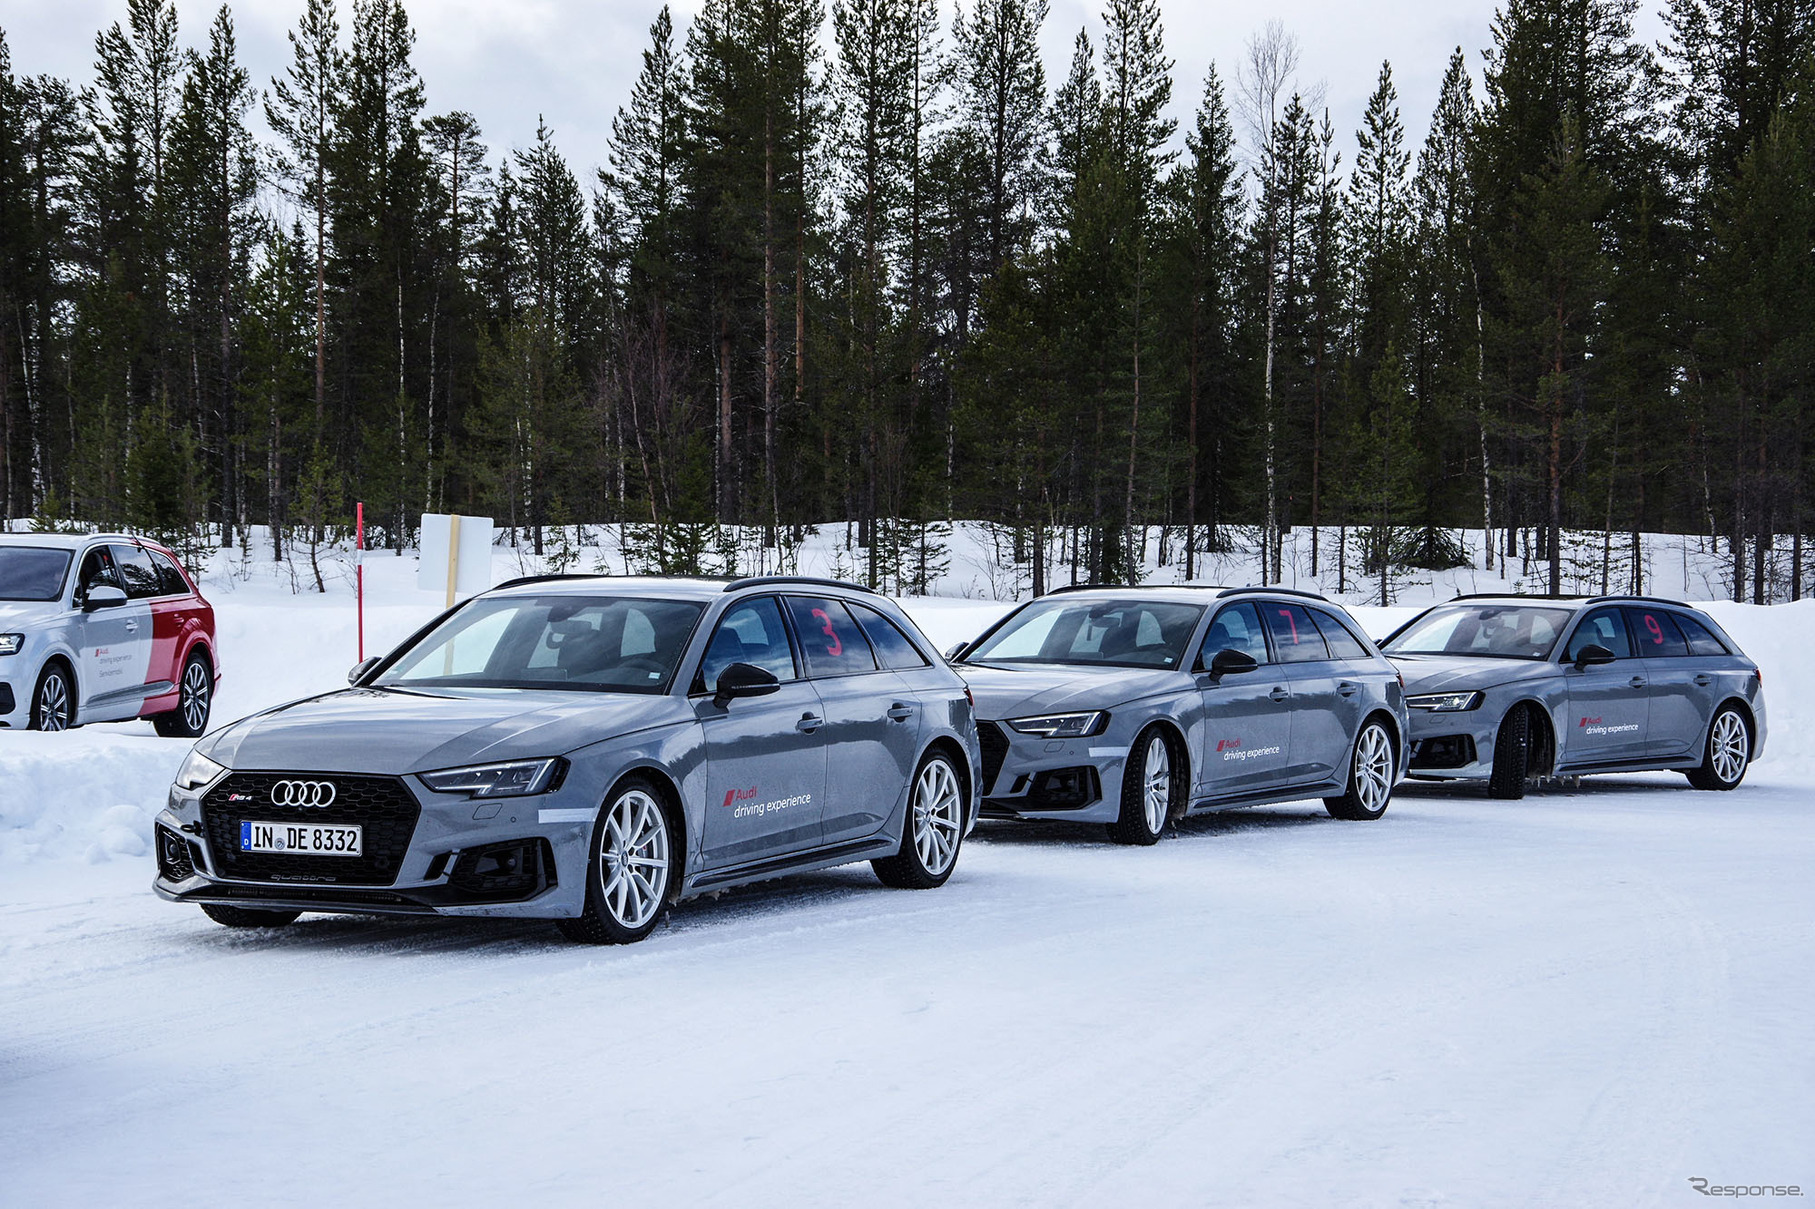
[964,686,975,708]
[1753,667,1762,685]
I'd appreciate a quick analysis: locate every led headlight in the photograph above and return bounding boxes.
[419,758,565,798]
[0,633,23,656]
[1406,691,1484,712]
[1006,711,1108,739]
[174,749,227,791]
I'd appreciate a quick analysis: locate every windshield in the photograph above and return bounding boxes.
[376,595,705,693]
[964,598,1204,669]
[0,547,73,602]
[1384,604,1572,660]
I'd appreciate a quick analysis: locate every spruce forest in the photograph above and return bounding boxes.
[0,0,1812,601]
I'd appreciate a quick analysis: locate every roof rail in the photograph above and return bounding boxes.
[723,575,877,595]
[491,573,610,591]
[1217,586,1330,602]
[1587,592,1687,607]
[1449,592,1591,601]
[1042,582,1230,595]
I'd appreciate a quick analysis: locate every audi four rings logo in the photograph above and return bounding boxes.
[271,780,338,807]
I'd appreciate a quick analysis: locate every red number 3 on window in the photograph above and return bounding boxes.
[810,607,844,657]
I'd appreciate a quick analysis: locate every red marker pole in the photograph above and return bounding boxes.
[356,501,365,662]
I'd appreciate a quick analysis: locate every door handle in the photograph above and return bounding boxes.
[1269,686,1290,703]
[124,620,139,633]
[1693,674,1713,687]
[886,703,915,722]
[1337,681,1359,698]
[1628,676,1647,689]
[796,713,824,733]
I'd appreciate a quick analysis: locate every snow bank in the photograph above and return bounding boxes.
[0,730,188,864]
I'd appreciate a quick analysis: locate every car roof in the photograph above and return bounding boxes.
[1037,584,1344,609]
[1441,593,1699,612]
[483,573,885,605]
[0,532,153,552]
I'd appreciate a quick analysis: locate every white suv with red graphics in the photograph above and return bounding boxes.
[0,533,220,736]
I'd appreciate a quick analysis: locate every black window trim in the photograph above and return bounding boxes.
[849,600,935,670]
[1309,606,1373,660]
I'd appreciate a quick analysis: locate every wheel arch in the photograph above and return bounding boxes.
[1133,718,1190,820]
[1510,699,1556,775]
[601,763,688,897]
[1710,697,1757,760]
[919,735,975,823]
[35,653,79,711]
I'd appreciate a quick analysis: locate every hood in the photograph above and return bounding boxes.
[1388,654,1555,696]
[200,686,692,775]
[0,600,57,627]
[957,661,1183,720]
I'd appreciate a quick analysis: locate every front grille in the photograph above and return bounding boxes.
[978,722,1010,795]
[201,772,422,887]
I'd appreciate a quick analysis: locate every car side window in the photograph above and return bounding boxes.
[1564,608,1633,661]
[1310,608,1370,660]
[1263,602,1330,663]
[851,603,931,669]
[785,596,879,677]
[1201,602,1269,666]
[149,550,191,597]
[110,544,163,599]
[1624,608,1688,658]
[1674,614,1730,657]
[74,547,120,605]
[700,597,798,692]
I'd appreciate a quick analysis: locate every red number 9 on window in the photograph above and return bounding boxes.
[810,607,844,657]
[1643,614,1664,646]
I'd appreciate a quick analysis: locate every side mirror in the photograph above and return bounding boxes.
[84,585,128,612]
[713,661,781,707]
[1205,648,1259,681]
[944,642,968,662]
[1572,644,1616,671]
[348,656,381,685]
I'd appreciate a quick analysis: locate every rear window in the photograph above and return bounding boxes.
[150,550,192,596]
[1674,614,1729,656]
[1263,603,1330,663]
[786,597,879,678]
[0,546,73,602]
[1624,608,1688,658]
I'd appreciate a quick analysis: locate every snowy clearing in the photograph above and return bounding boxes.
[2,528,1811,1204]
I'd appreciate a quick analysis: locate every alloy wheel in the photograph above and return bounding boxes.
[1142,738,1171,834]
[912,758,963,877]
[1353,725,1393,814]
[35,671,71,731]
[1710,712,1748,784]
[597,789,670,930]
[180,660,211,732]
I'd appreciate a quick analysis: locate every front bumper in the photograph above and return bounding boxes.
[152,769,596,919]
[976,720,1126,823]
[1404,706,1501,781]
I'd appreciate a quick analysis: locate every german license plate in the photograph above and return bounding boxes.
[239,820,362,857]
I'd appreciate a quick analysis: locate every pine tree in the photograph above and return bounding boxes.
[951,0,1047,271]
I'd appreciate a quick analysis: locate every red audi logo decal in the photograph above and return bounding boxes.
[271,780,338,807]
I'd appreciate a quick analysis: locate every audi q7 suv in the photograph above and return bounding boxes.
[154,575,980,944]
[949,587,1409,843]
[1381,595,1765,797]
[0,533,219,736]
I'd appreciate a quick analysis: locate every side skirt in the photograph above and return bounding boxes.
[1187,779,1346,815]
[684,835,898,897]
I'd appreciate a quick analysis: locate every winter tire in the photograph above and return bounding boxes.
[154,652,213,738]
[201,904,301,928]
[1686,705,1749,791]
[1487,706,1531,800]
[874,749,965,889]
[29,663,75,731]
[1325,718,1396,821]
[559,777,676,944]
[1106,726,1178,845]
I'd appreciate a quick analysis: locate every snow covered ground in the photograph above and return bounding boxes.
[2,526,1811,1204]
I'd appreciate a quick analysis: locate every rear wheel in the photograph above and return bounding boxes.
[28,663,75,731]
[1106,727,1175,846]
[1487,706,1531,800]
[1686,706,1749,791]
[874,750,965,889]
[201,904,301,928]
[154,652,213,737]
[1325,720,1396,820]
[558,777,676,944]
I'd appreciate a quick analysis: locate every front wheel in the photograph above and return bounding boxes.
[1487,706,1530,800]
[1686,706,1749,791]
[154,652,213,737]
[1325,719,1396,820]
[874,750,965,889]
[558,778,676,944]
[1106,727,1177,846]
[29,663,76,731]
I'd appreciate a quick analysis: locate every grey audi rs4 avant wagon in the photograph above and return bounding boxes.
[154,575,981,944]
[1381,595,1766,797]
[949,586,1410,844]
